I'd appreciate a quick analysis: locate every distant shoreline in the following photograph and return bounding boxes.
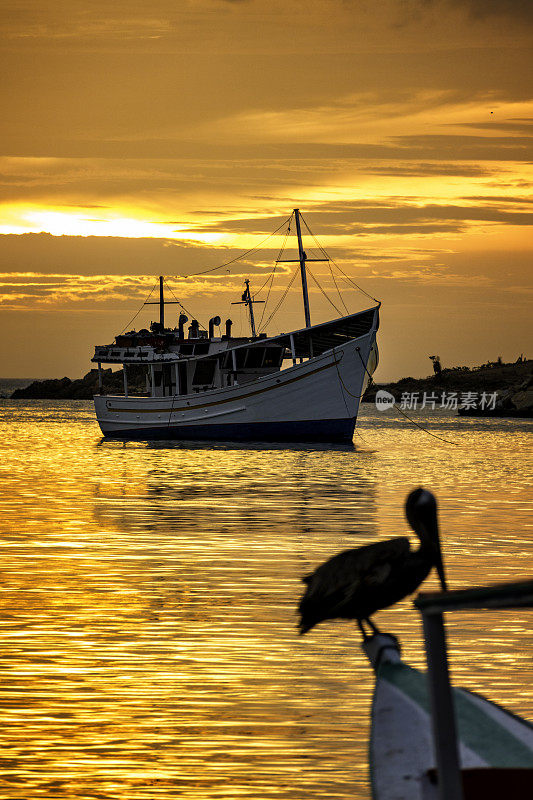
[362,359,532,409]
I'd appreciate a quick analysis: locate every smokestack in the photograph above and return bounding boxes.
[209,315,221,338]
[178,314,188,339]
[225,319,233,338]
[188,320,200,339]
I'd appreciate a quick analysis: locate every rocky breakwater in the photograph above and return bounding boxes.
[363,359,533,418]
[11,367,147,400]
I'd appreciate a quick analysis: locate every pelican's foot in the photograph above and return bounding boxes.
[362,631,402,671]
[357,619,379,640]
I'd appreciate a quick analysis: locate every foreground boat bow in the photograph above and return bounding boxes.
[365,612,533,798]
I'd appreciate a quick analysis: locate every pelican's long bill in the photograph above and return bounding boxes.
[433,542,448,593]
[405,487,448,592]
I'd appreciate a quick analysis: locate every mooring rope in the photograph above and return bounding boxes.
[354,347,458,446]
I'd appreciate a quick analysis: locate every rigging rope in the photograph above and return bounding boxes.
[333,262,381,305]
[163,277,207,330]
[182,215,293,278]
[117,211,379,341]
[258,266,299,333]
[258,268,276,331]
[306,268,344,317]
[273,213,293,266]
[300,212,380,305]
[116,215,292,336]
[324,249,350,314]
[300,225,351,314]
[255,262,278,297]
[118,279,158,335]
[257,215,293,329]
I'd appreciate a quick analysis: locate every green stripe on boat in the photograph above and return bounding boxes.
[379,662,533,768]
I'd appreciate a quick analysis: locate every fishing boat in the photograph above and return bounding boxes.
[91,209,379,442]
[365,580,533,799]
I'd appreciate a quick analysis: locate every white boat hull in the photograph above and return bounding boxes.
[94,332,376,443]
[365,634,533,800]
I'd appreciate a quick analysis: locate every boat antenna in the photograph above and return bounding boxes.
[231,279,265,337]
[277,208,330,328]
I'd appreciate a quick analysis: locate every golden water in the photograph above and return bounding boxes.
[0,400,531,799]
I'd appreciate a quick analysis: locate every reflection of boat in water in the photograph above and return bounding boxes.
[92,209,379,442]
[91,455,379,543]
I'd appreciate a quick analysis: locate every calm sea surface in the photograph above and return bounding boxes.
[0,396,531,799]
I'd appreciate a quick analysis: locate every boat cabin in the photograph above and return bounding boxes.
[92,315,286,398]
[92,295,378,400]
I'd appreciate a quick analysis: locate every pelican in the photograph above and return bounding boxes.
[297,488,448,637]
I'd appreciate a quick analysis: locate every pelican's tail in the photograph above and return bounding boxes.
[297,617,315,636]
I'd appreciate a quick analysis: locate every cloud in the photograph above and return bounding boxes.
[364,163,491,177]
[420,0,533,24]
[0,231,300,311]
[0,270,249,311]
[456,120,533,134]
[390,135,533,162]
[0,2,173,42]
[373,267,494,287]
[464,195,533,205]
[187,199,533,238]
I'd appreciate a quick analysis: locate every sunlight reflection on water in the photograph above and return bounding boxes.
[0,400,531,798]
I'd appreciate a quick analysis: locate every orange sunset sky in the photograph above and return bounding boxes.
[0,0,531,380]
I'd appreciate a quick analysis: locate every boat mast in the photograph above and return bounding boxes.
[278,209,329,329]
[294,209,311,328]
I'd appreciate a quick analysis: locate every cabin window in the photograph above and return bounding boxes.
[236,349,247,369]
[263,347,283,367]
[162,364,174,394]
[178,361,188,394]
[221,350,242,369]
[245,347,265,368]
[192,359,217,385]
[179,343,194,355]
[194,342,210,356]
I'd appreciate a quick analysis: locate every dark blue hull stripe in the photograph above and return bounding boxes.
[101,417,357,443]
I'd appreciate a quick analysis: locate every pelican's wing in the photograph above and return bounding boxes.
[298,538,411,630]
[321,537,409,581]
[358,537,411,587]
[303,538,411,594]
